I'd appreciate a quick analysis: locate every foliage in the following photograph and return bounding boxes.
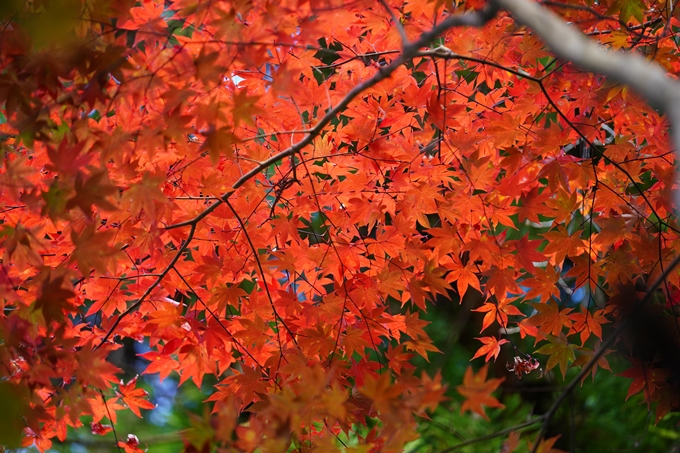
[1,0,680,451]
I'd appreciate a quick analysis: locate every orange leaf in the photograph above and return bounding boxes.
[619,358,669,404]
[471,336,509,362]
[529,435,568,453]
[117,376,156,418]
[457,364,505,420]
[341,325,372,358]
[522,265,560,303]
[542,226,586,266]
[200,126,239,163]
[526,300,572,336]
[568,308,610,344]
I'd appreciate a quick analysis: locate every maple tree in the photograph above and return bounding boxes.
[2,0,680,451]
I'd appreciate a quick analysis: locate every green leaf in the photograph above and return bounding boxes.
[606,0,646,24]
[534,333,576,378]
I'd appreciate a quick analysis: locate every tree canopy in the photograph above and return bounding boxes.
[1,0,680,451]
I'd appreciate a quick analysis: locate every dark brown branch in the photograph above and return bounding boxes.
[92,1,500,408]
[166,3,498,232]
[95,224,196,349]
[222,198,299,352]
[417,47,540,81]
[438,253,680,453]
[530,253,680,451]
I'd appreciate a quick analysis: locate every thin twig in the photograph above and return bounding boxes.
[439,253,680,453]
[530,253,680,451]
[378,0,408,47]
[492,0,680,208]
[99,389,123,453]
[440,417,544,452]
[95,224,196,349]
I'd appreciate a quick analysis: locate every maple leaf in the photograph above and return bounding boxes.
[33,273,76,324]
[118,0,167,47]
[526,300,572,336]
[522,265,560,303]
[565,255,604,290]
[116,376,156,418]
[385,344,416,376]
[606,0,646,23]
[70,224,121,276]
[200,126,239,163]
[485,267,521,299]
[471,336,509,362]
[230,89,263,128]
[0,155,35,195]
[501,431,521,453]
[194,46,226,87]
[46,139,91,176]
[427,91,463,130]
[74,342,122,390]
[473,297,524,332]
[342,325,372,358]
[66,170,118,218]
[361,373,404,408]
[510,236,548,272]
[40,179,72,221]
[446,261,481,298]
[21,427,52,453]
[534,334,576,378]
[404,337,441,361]
[572,345,612,384]
[423,260,453,298]
[88,396,126,424]
[141,348,179,383]
[544,189,580,224]
[457,364,505,421]
[402,310,430,340]
[568,308,610,345]
[408,278,429,311]
[177,341,212,387]
[1,224,44,271]
[542,226,586,266]
[516,187,552,223]
[528,435,568,453]
[592,216,635,247]
[124,172,167,219]
[619,359,669,405]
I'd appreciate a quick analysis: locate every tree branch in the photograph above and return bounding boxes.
[529,253,680,451]
[167,3,499,231]
[439,416,544,452]
[439,253,680,453]
[105,4,499,352]
[492,0,680,208]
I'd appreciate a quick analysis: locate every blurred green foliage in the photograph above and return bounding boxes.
[406,301,680,452]
[38,296,680,453]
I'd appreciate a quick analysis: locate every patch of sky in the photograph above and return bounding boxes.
[135,341,179,426]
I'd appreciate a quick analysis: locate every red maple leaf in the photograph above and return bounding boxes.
[118,434,145,453]
[472,336,509,362]
[116,376,156,418]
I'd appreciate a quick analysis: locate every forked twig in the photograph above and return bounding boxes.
[99,4,499,349]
